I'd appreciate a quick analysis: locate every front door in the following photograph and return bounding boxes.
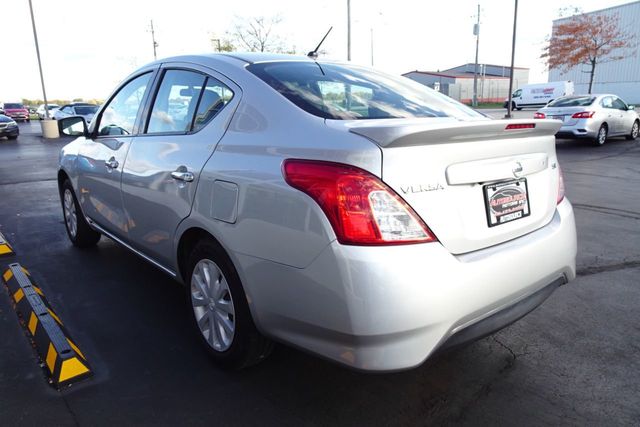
[120,65,240,266]
[77,72,154,240]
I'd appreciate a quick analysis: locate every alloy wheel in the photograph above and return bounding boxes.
[632,122,639,139]
[63,189,78,238]
[598,126,607,145]
[190,259,236,351]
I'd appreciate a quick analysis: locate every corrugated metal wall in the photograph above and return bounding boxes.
[549,1,640,103]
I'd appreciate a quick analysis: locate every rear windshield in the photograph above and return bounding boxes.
[547,96,595,107]
[248,61,483,120]
[4,103,23,109]
[75,105,98,115]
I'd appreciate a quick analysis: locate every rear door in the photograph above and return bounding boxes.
[120,63,240,266]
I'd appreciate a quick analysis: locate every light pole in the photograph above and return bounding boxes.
[27,0,50,120]
[211,38,221,52]
[370,28,374,66]
[505,0,519,119]
[150,20,158,60]
[472,4,480,107]
[347,0,351,61]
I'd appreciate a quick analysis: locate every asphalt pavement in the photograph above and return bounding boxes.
[0,119,638,426]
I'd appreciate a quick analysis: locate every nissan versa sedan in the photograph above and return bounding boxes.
[57,53,577,371]
[535,94,639,145]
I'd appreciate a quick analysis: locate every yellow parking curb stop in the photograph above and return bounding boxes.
[2,263,92,388]
[0,231,14,257]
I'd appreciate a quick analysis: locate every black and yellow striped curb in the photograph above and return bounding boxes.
[2,263,92,388]
[0,231,14,257]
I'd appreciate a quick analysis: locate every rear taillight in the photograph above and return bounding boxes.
[534,112,546,119]
[557,166,565,204]
[283,159,436,245]
[571,111,595,119]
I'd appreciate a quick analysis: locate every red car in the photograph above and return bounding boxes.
[2,103,30,122]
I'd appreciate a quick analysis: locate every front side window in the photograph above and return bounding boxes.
[75,105,99,115]
[612,97,627,110]
[248,62,483,120]
[97,72,152,136]
[513,89,522,97]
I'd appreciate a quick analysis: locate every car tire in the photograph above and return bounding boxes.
[60,180,101,247]
[594,124,608,146]
[626,120,639,140]
[8,135,17,140]
[516,107,522,111]
[186,238,273,369]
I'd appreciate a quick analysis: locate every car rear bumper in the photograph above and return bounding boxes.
[556,119,600,138]
[236,199,577,372]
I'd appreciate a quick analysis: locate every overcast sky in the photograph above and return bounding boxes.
[0,0,633,101]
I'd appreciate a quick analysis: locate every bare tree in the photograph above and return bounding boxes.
[229,15,293,53]
[541,11,636,93]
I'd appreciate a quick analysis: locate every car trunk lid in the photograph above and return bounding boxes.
[328,117,563,254]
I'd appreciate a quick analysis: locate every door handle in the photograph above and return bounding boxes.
[171,170,195,182]
[105,157,119,169]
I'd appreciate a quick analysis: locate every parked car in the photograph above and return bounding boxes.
[53,103,99,123]
[534,94,639,145]
[2,103,30,122]
[37,103,60,119]
[0,114,19,139]
[57,53,577,371]
[504,81,574,110]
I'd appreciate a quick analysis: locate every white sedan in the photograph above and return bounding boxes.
[53,103,99,123]
[535,94,639,145]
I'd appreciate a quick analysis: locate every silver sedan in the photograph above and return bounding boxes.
[57,53,577,371]
[535,94,639,145]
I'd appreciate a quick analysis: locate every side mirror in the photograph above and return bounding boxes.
[58,116,89,137]
[628,105,636,111]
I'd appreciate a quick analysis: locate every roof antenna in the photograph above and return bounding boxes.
[307,26,333,60]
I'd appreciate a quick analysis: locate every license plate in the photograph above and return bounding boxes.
[552,115,565,122]
[483,178,530,227]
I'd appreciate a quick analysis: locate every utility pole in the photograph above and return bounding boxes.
[370,28,374,66]
[211,38,221,52]
[150,20,158,60]
[472,4,480,107]
[347,0,351,61]
[505,0,518,119]
[28,0,50,119]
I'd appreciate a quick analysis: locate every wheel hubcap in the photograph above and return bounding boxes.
[632,123,639,138]
[190,259,235,351]
[63,189,77,237]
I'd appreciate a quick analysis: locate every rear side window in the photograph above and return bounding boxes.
[146,69,234,134]
[547,96,595,107]
[248,61,483,120]
[147,70,207,134]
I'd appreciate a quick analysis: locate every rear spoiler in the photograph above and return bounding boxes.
[344,118,562,148]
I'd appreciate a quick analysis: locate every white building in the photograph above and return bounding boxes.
[549,1,640,103]
[404,64,529,104]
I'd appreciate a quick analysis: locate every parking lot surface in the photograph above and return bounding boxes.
[0,119,639,426]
